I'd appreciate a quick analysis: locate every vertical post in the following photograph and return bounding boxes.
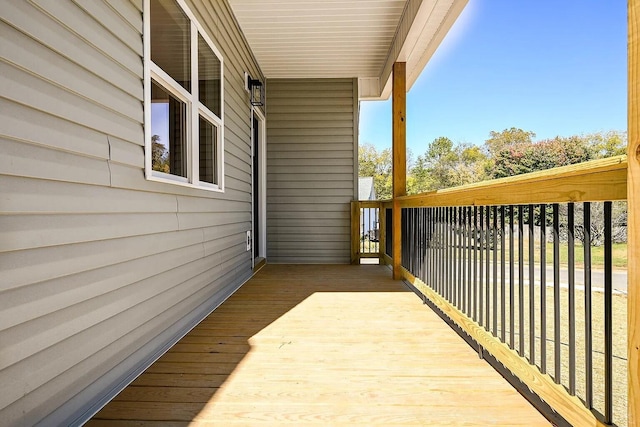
[628,1,640,423]
[392,62,407,279]
[350,201,359,264]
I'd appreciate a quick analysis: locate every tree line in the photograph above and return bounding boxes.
[359,128,627,200]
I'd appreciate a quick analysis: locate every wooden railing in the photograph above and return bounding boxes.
[350,200,391,264]
[352,156,629,426]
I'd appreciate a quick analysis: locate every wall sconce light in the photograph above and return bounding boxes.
[247,75,264,107]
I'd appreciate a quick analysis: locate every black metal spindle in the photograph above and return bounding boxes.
[438,207,443,295]
[518,205,524,356]
[371,207,375,254]
[553,204,561,383]
[540,204,547,374]
[457,207,462,309]
[424,208,435,290]
[361,208,365,254]
[529,204,535,365]
[604,201,613,423]
[440,207,447,298]
[410,208,415,271]
[467,206,473,317]
[386,208,393,257]
[493,206,498,336]
[509,205,515,349]
[584,202,593,408]
[418,208,429,282]
[479,206,484,327]
[568,202,576,395]
[432,208,436,288]
[401,208,406,268]
[473,206,478,322]
[500,206,506,341]
[448,207,453,302]
[450,207,456,304]
[486,206,491,330]
[461,207,466,313]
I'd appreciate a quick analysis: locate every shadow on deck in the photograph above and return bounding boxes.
[88,264,550,426]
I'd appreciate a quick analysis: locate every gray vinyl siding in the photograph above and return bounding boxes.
[266,79,357,263]
[0,1,261,425]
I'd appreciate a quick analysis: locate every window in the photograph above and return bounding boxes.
[144,0,224,190]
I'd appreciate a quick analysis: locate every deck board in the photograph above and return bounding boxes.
[88,264,550,426]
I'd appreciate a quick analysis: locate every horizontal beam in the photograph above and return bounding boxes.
[398,156,627,208]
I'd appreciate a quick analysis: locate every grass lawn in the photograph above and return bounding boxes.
[506,241,627,270]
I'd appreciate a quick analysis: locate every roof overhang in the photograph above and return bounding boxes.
[227,0,468,100]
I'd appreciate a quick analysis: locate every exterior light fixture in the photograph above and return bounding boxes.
[247,75,264,106]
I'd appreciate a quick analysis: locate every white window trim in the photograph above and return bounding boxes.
[143,0,225,192]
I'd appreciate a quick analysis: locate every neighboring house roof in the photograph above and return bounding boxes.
[359,177,377,201]
[228,0,468,100]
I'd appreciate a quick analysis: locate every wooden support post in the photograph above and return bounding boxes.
[350,201,360,264]
[628,1,640,424]
[392,62,407,280]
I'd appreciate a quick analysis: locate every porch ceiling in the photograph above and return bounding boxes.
[227,0,468,99]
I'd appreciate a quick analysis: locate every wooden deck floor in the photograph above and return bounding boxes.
[88,264,550,426]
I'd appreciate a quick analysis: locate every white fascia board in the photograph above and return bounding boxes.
[376,0,468,99]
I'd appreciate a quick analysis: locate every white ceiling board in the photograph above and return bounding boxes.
[227,0,468,99]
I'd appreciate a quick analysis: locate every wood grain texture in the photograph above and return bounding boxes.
[401,268,605,427]
[89,264,549,426]
[398,156,627,208]
[628,1,640,425]
[379,204,387,264]
[392,62,406,279]
[350,201,359,264]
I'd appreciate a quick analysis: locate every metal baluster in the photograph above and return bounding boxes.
[509,205,515,349]
[361,208,365,255]
[447,207,452,302]
[604,201,613,423]
[568,202,576,395]
[500,205,506,342]
[584,202,593,408]
[493,206,498,336]
[486,206,491,330]
[553,204,561,383]
[461,206,466,312]
[479,206,484,327]
[529,204,535,365]
[449,208,456,305]
[440,207,445,297]
[473,206,478,322]
[468,206,473,317]
[427,208,432,288]
[540,204,547,374]
[437,208,442,295]
[518,205,524,356]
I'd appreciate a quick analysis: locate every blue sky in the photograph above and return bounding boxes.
[359,1,627,155]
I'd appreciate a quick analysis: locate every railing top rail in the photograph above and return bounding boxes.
[355,200,383,208]
[396,156,627,208]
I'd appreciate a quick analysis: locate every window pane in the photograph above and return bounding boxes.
[199,115,217,184]
[151,0,191,92]
[151,80,187,177]
[198,34,221,117]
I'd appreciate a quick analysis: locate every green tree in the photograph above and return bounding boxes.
[484,127,536,156]
[582,130,627,158]
[359,143,392,200]
[152,134,170,173]
[489,135,592,179]
[408,138,487,193]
